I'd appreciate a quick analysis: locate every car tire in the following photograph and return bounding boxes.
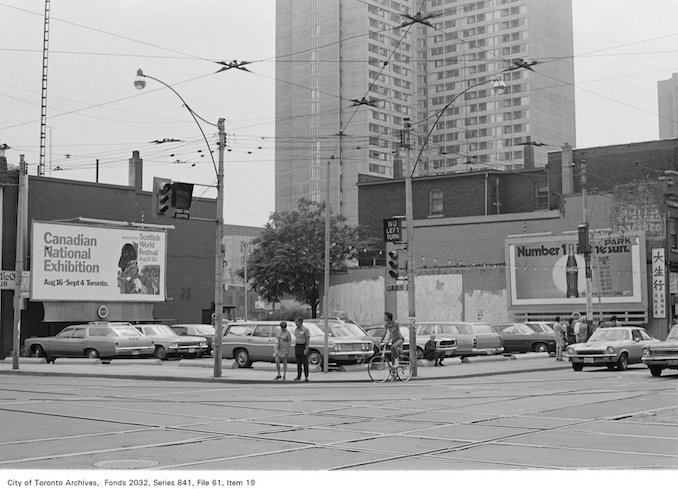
[234,348,252,368]
[85,349,100,359]
[416,347,424,360]
[33,345,46,358]
[154,346,168,360]
[533,343,548,353]
[649,366,663,377]
[616,352,628,371]
[307,350,323,368]
[572,363,584,371]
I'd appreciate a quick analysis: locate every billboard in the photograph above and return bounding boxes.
[506,231,645,307]
[31,221,167,302]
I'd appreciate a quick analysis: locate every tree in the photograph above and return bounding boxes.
[239,199,372,318]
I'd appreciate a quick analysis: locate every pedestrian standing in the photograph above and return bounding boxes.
[293,317,311,381]
[274,321,291,381]
[566,317,576,345]
[553,316,566,361]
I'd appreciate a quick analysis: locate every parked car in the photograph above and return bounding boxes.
[641,325,678,377]
[222,320,374,368]
[363,324,457,359]
[169,324,216,355]
[134,324,208,360]
[491,322,556,353]
[416,322,503,357]
[311,320,381,356]
[24,322,155,363]
[566,326,659,371]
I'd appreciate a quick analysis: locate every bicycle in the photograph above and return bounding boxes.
[368,343,413,382]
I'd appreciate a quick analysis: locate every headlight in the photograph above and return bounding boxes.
[170,342,179,348]
[566,347,574,355]
[334,344,343,351]
[200,341,207,347]
[642,347,651,356]
[606,346,615,354]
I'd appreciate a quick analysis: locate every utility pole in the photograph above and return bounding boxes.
[212,119,226,377]
[403,118,417,377]
[581,160,593,335]
[12,156,28,369]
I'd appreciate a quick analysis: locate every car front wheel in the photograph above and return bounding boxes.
[154,346,168,360]
[649,366,662,377]
[616,352,628,371]
[572,363,584,371]
[234,348,252,368]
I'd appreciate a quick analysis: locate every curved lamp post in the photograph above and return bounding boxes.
[134,69,227,378]
[403,76,506,377]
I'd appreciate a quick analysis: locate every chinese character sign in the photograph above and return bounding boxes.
[652,248,666,319]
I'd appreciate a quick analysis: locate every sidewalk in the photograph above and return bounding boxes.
[0,352,570,384]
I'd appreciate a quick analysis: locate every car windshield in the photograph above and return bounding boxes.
[114,326,143,337]
[526,322,554,333]
[331,323,366,337]
[143,325,175,336]
[191,326,215,335]
[667,326,678,340]
[589,328,630,342]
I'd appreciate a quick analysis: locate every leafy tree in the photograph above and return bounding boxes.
[239,199,374,318]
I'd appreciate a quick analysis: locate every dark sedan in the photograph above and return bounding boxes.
[491,322,556,353]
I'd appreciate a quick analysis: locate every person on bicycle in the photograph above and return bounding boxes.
[379,312,404,364]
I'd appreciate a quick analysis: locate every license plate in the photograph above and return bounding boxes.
[584,357,594,364]
[133,351,139,355]
[668,359,678,366]
[188,348,195,353]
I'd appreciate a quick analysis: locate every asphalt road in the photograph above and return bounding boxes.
[0,361,676,486]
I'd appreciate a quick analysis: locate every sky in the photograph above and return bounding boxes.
[1,0,677,228]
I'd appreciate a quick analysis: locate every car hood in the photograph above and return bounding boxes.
[572,339,652,349]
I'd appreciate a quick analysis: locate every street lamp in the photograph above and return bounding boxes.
[134,69,227,378]
[402,76,506,377]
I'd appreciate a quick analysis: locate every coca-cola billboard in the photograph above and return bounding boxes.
[505,231,646,307]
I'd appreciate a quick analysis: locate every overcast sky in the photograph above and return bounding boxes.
[1,0,677,227]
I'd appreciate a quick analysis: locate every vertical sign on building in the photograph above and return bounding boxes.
[652,248,666,318]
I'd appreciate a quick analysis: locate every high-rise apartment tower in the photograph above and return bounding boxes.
[275,0,576,224]
[658,73,678,139]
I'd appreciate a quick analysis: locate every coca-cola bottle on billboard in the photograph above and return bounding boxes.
[566,244,578,298]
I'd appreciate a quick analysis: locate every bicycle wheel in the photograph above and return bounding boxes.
[395,355,413,381]
[368,356,391,382]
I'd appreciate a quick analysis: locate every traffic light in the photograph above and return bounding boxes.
[153,177,173,217]
[171,182,194,210]
[578,223,590,254]
[387,250,400,279]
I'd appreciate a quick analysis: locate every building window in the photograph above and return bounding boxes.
[535,183,549,210]
[429,189,444,216]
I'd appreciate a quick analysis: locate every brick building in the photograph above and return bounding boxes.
[338,138,678,337]
[0,151,260,356]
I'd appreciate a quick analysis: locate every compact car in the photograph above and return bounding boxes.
[169,324,216,355]
[641,325,678,377]
[24,322,155,363]
[491,322,556,353]
[222,320,374,368]
[566,326,658,371]
[134,324,208,360]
